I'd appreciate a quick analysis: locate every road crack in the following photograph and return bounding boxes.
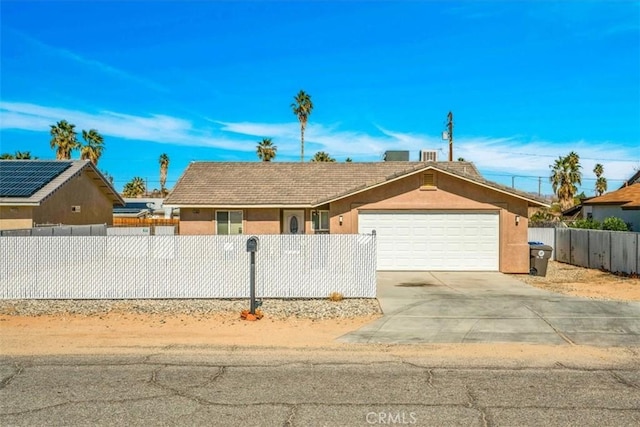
[0,363,23,389]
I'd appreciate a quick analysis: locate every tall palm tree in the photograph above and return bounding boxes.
[291,90,313,162]
[50,120,79,160]
[159,153,170,195]
[311,151,336,162]
[123,176,146,197]
[80,129,105,166]
[593,163,607,196]
[550,152,582,211]
[256,138,277,162]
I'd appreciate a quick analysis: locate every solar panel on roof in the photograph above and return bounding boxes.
[0,161,73,198]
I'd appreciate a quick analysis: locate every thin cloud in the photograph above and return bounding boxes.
[0,101,250,151]
[2,101,637,185]
[9,28,168,93]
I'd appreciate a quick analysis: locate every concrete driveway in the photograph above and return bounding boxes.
[340,272,640,346]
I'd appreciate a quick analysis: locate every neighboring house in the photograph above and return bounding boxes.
[113,198,176,219]
[0,160,124,230]
[582,183,640,231]
[620,170,640,188]
[165,161,549,273]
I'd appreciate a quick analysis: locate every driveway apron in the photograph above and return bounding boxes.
[339,272,640,346]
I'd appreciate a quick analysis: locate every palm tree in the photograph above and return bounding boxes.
[311,151,336,162]
[345,157,353,163]
[15,151,33,159]
[80,129,105,166]
[159,153,170,195]
[593,163,607,196]
[50,120,79,160]
[123,176,146,197]
[256,138,277,162]
[0,153,14,159]
[291,90,313,162]
[550,152,582,211]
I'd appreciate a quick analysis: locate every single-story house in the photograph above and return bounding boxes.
[0,160,124,230]
[165,161,548,273]
[582,183,640,231]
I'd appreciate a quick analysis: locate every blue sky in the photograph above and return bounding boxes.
[1,1,638,196]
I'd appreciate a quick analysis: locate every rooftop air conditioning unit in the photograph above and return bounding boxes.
[420,150,438,162]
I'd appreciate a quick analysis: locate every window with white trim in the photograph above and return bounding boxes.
[216,210,243,235]
[313,210,330,232]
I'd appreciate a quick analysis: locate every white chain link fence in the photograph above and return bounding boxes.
[1,234,377,299]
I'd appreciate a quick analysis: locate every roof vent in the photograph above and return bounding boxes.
[419,150,438,162]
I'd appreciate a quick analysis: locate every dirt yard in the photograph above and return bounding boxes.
[1,261,638,358]
[512,260,640,302]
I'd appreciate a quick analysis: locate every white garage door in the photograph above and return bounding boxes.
[358,211,499,271]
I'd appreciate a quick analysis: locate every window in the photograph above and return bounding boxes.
[216,210,243,235]
[313,210,330,232]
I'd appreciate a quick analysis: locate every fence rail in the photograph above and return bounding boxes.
[0,234,377,299]
[529,227,639,275]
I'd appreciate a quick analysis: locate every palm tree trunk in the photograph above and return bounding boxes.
[300,123,305,162]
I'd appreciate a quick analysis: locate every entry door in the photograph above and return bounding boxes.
[283,210,305,234]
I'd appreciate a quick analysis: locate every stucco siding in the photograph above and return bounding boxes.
[179,208,215,234]
[0,206,34,230]
[30,171,113,226]
[246,208,281,234]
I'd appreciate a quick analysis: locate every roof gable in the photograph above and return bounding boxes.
[0,160,124,206]
[165,161,548,208]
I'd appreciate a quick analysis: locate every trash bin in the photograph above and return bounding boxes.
[529,243,553,276]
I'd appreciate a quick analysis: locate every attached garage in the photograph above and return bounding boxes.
[358,211,500,271]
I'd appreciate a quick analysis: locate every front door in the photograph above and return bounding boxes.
[283,210,305,234]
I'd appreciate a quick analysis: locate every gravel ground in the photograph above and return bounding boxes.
[511,260,593,285]
[0,298,382,320]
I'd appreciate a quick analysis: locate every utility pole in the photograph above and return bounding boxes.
[446,111,454,162]
[538,177,542,196]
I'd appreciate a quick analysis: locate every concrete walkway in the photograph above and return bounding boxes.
[339,272,640,346]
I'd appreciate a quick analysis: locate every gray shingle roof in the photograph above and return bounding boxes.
[166,161,548,207]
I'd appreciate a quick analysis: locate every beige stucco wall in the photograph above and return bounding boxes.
[32,171,114,226]
[179,208,215,234]
[0,206,34,230]
[180,208,312,235]
[329,171,530,273]
[1,171,114,230]
[175,171,532,272]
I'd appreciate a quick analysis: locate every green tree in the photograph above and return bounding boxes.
[345,157,353,162]
[550,151,582,211]
[159,153,170,195]
[593,163,607,196]
[256,138,277,162]
[80,129,105,166]
[50,120,79,160]
[122,176,146,197]
[291,90,313,162]
[311,151,336,162]
[0,153,13,159]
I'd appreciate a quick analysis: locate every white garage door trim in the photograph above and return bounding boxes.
[358,211,500,271]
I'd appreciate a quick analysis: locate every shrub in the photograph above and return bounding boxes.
[602,217,629,232]
[328,292,344,302]
[571,218,601,229]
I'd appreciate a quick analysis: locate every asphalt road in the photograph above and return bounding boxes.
[2,349,639,427]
